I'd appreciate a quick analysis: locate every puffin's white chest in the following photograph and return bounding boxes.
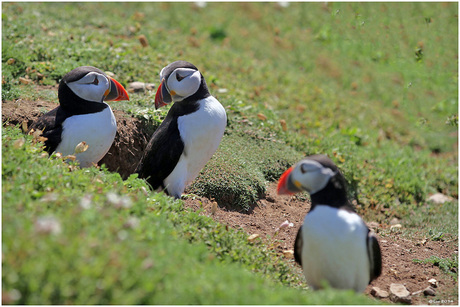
[164,96,226,197]
[300,206,370,292]
[56,106,117,168]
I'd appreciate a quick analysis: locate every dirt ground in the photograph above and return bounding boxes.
[182,183,458,305]
[2,97,149,179]
[2,96,458,305]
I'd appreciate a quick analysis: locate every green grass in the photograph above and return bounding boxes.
[2,126,376,304]
[403,199,458,240]
[2,2,458,303]
[188,114,303,210]
[413,255,458,281]
[3,2,457,219]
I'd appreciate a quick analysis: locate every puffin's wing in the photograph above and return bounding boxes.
[366,230,382,282]
[135,117,184,190]
[29,107,63,154]
[293,225,303,266]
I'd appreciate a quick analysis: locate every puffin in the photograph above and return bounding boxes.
[29,66,129,167]
[277,154,381,292]
[135,61,227,199]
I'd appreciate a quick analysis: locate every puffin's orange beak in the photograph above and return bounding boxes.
[155,80,172,109]
[105,77,129,101]
[277,167,295,195]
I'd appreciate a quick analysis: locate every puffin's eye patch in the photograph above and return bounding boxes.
[92,77,99,85]
[300,164,309,174]
[175,72,185,82]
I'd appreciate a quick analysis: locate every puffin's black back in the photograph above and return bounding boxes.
[135,115,184,191]
[135,61,211,192]
[28,106,64,153]
[29,66,108,154]
[134,93,201,191]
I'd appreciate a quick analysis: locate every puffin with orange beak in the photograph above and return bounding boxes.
[29,66,129,167]
[135,61,227,199]
[277,155,381,292]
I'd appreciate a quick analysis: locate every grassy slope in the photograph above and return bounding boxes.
[2,2,458,304]
[2,127,375,304]
[3,2,457,218]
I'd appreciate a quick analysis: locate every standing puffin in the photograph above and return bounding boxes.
[277,155,381,292]
[135,61,227,199]
[29,66,129,167]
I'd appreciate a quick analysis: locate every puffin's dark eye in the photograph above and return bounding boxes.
[300,164,308,174]
[92,77,99,85]
[176,72,185,82]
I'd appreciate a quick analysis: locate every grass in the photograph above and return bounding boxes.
[2,126,376,304]
[413,255,458,281]
[403,199,458,241]
[188,114,303,211]
[3,2,457,219]
[2,2,458,304]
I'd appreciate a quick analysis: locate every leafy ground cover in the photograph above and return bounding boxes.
[3,98,458,304]
[2,2,458,305]
[3,2,457,219]
[2,126,375,304]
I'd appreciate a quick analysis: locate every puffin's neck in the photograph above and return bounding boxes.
[310,176,353,211]
[168,99,200,118]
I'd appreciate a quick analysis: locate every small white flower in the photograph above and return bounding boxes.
[35,216,61,235]
[124,217,140,229]
[8,289,21,302]
[117,230,128,241]
[107,192,132,209]
[277,2,290,8]
[106,192,120,204]
[142,258,154,270]
[80,194,92,209]
[194,2,207,8]
[40,193,58,203]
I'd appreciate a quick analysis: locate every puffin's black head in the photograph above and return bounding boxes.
[154,60,210,109]
[58,66,129,112]
[277,154,349,207]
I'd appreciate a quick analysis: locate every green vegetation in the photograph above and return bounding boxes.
[2,126,376,304]
[188,115,303,210]
[2,2,458,304]
[413,255,458,281]
[3,2,457,218]
[404,199,458,240]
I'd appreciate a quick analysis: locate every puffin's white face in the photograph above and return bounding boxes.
[163,67,201,102]
[290,159,336,194]
[66,72,110,103]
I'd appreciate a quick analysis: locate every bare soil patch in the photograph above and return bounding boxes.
[2,98,151,179]
[183,183,458,305]
[2,98,458,305]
